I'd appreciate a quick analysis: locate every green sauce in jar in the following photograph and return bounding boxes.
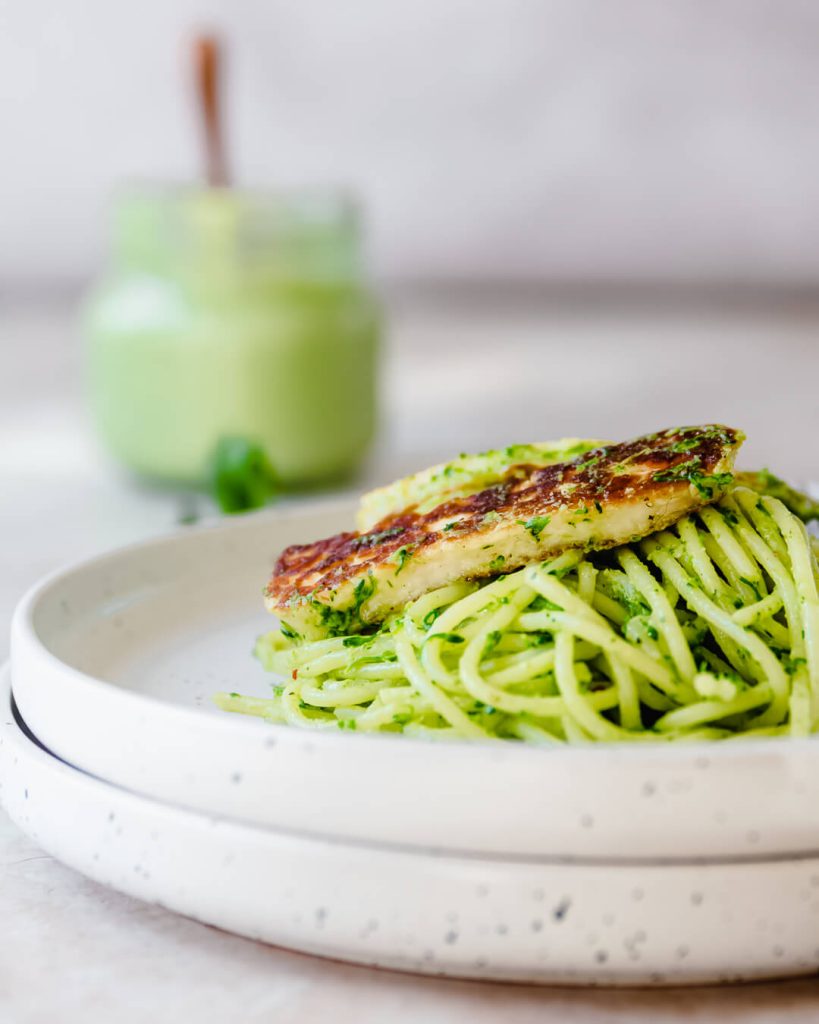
[85,188,380,487]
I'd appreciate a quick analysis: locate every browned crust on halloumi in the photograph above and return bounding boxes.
[266,425,743,636]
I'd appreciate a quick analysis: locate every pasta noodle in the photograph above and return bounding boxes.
[216,489,819,743]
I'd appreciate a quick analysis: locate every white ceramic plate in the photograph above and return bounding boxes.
[10,501,819,860]
[3,668,819,986]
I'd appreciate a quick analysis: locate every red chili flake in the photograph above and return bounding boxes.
[292,669,299,680]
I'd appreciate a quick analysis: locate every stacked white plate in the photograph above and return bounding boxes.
[6,500,819,985]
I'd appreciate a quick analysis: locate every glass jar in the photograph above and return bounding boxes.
[85,187,380,487]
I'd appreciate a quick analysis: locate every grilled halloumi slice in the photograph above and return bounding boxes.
[266,425,744,639]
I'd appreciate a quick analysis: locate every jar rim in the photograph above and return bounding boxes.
[114,181,358,215]
[110,183,363,282]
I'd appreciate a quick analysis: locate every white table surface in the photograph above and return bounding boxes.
[2,293,819,1021]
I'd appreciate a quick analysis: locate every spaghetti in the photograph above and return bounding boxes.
[216,489,819,743]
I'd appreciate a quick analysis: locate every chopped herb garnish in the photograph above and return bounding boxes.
[483,630,502,656]
[422,606,444,630]
[428,632,465,644]
[208,437,279,514]
[392,545,415,575]
[352,575,376,616]
[519,515,551,541]
[350,525,405,550]
[784,654,808,674]
[668,438,700,454]
[350,653,398,669]
[691,472,734,499]
[309,600,354,638]
[308,574,376,637]
[652,458,700,485]
[739,576,763,602]
[652,459,733,500]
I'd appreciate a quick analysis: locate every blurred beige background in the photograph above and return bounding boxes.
[2,0,819,289]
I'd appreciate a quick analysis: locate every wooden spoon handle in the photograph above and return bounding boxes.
[194,34,229,188]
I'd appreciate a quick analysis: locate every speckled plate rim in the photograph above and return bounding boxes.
[6,665,819,987]
[10,500,819,861]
